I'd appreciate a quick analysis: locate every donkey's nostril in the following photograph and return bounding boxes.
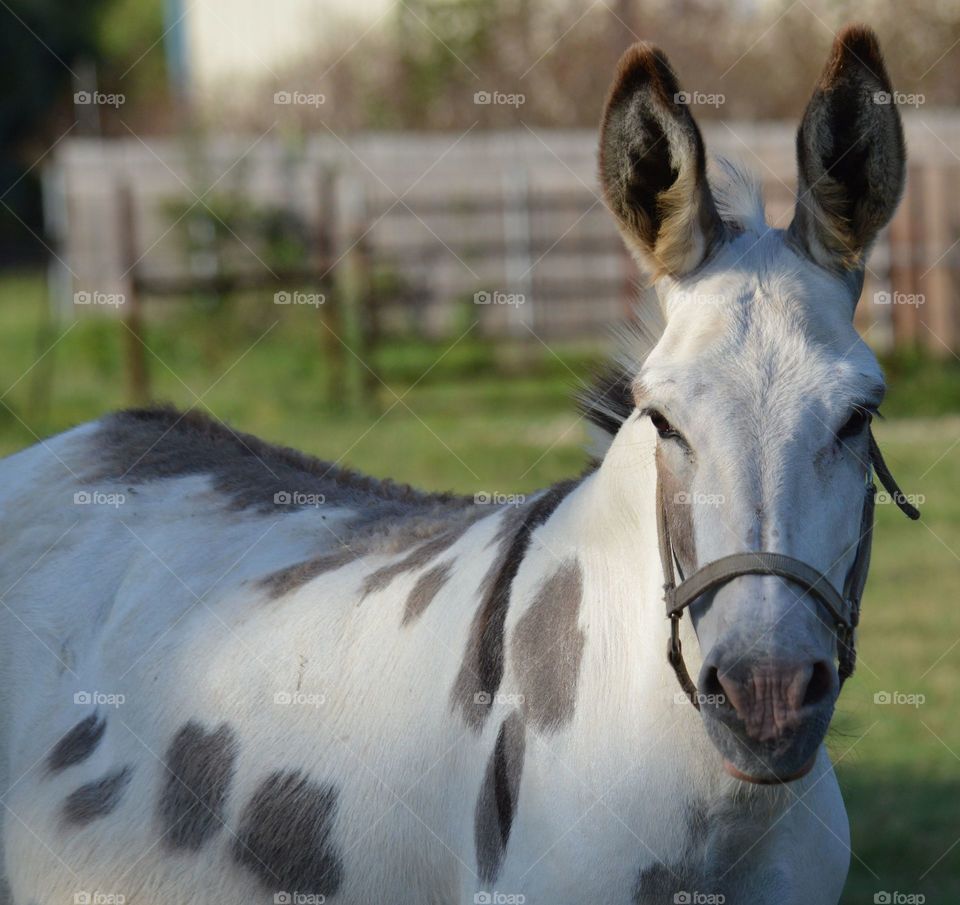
[802,660,835,708]
[700,665,725,702]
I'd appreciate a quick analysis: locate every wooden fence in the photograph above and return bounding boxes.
[44,115,960,363]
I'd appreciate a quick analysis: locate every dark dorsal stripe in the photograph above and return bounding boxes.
[475,711,526,885]
[48,713,106,773]
[159,721,238,850]
[451,480,579,731]
[233,770,343,896]
[62,766,133,825]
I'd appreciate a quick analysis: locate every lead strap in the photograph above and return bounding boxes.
[869,430,921,520]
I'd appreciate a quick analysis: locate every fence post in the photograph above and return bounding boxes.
[888,169,918,349]
[333,172,375,411]
[920,163,954,357]
[318,167,348,409]
[353,231,380,410]
[502,165,534,336]
[118,182,150,405]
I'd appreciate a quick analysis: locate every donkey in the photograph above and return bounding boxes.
[0,24,917,905]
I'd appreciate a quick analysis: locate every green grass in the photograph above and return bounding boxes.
[1,272,959,900]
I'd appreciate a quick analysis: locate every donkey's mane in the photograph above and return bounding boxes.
[92,405,473,513]
[579,159,767,446]
[710,157,767,234]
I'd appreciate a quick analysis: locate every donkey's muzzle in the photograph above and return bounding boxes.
[704,657,836,739]
[698,654,838,781]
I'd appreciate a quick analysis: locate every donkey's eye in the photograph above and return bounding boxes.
[648,410,681,440]
[837,408,871,440]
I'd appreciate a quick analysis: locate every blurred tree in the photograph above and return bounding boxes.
[0,0,166,266]
[388,0,499,129]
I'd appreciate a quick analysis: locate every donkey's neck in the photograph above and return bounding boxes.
[534,416,706,733]
[514,420,805,821]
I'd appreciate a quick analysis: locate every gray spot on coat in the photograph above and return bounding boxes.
[634,805,707,903]
[362,523,474,597]
[451,481,579,731]
[511,559,585,732]
[261,546,363,598]
[47,712,106,773]
[62,766,133,825]
[632,802,787,904]
[233,770,343,896]
[475,711,526,885]
[261,505,489,600]
[158,721,238,850]
[402,561,453,626]
[634,862,692,903]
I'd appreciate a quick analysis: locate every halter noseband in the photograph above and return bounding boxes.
[660,430,920,709]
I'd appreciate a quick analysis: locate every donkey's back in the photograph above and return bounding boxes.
[0,408,508,904]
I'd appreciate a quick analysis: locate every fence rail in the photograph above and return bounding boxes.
[45,114,960,353]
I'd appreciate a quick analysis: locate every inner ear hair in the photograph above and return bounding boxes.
[789,24,906,273]
[598,42,723,279]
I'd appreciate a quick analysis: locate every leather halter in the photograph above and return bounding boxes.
[659,430,920,709]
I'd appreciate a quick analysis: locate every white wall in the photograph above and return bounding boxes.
[184,0,395,100]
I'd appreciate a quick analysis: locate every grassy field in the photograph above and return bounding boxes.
[1,272,959,901]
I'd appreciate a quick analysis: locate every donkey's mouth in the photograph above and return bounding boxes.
[722,753,817,785]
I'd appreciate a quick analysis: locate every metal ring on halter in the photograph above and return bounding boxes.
[659,428,919,710]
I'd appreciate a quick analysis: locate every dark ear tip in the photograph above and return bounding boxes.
[823,24,890,87]
[606,41,680,109]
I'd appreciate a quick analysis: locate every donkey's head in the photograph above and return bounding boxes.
[598,26,905,782]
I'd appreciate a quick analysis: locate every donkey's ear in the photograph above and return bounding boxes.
[789,25,905,273]
[599,43,723,279]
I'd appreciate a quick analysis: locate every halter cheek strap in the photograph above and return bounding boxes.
[660,429,919,710]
